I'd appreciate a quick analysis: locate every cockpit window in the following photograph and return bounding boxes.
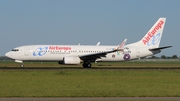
[11,49,19,52]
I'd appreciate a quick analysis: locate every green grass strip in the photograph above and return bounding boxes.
[0,69,180,97]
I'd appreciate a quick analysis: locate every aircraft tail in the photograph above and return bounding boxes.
[130,18,166,48]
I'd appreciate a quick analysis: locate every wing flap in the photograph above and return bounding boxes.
[79,50,117,61]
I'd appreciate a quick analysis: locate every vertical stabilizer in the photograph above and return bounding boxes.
[130,18,166,48]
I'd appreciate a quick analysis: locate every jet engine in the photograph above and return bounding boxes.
[59,56,81,64]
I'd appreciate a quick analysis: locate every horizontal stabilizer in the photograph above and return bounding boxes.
[149,46,172,51]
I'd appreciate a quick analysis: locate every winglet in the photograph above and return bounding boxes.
[96,42,100,46]
[117,39,127,50]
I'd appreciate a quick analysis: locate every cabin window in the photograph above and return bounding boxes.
[12,49,19,52]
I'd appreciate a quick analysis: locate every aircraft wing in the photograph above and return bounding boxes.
[79,50,119,61]
[79,39,127,61]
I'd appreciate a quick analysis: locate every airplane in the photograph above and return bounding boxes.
[5,18,172,68]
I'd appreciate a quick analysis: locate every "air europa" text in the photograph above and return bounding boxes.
[142,20,164,45]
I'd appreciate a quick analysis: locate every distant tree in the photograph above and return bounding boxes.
[171,55,178,59]
[161,55,166,59]
[151,56,159,59]
[166,56,171,59]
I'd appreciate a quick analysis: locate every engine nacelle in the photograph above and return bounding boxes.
[63,56,81,64]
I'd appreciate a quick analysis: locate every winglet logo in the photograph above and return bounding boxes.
[33,47,48,56]
[142,20,164,45]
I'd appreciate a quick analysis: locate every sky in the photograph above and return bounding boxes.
[0,0,180,57]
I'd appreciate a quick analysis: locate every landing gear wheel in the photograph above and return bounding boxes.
[87,63,92,68]
[83,63,86,68]
[20,64,24,68]
[83,62,92,68]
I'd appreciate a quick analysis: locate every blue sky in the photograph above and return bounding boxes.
[0,0,179,57]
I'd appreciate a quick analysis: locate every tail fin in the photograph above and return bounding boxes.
[130,18,166,48]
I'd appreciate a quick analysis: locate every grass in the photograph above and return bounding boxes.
[0,69,180,97]
[1,61,180,97]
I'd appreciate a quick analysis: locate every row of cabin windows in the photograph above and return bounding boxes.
[12,49,19,51]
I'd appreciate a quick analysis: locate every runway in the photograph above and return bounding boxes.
[1,66,180,70]
[1,97,180,101]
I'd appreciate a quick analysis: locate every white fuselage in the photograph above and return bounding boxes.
[5,45,158,62]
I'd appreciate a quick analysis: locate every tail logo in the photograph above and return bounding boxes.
[147,33,161,46]
[142,20,164,45]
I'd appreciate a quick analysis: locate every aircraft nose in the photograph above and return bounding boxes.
[5,52,11,58]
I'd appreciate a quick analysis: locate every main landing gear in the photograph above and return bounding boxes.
[20,64,24,68]
[83,61,92,68]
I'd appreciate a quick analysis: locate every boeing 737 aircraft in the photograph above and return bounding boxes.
[5,18,171,68]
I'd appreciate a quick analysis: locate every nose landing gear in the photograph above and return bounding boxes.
[20,64,24,68]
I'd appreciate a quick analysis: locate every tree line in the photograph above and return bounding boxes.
[0,56,13,61]
[149,55,179,59]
